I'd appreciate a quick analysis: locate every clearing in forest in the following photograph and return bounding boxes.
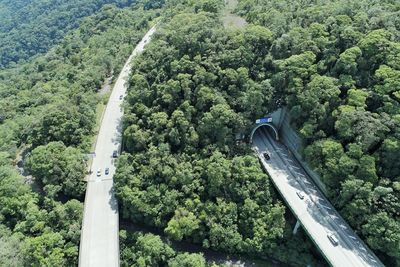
[222,0,247,29]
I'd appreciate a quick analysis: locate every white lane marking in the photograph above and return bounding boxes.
[319,204,332,210]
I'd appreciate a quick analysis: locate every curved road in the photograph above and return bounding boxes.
[79,26,156,267]
[253,128,384,267]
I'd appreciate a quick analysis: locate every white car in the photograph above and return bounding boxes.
[327,233,339,246]
[96,169,102,177]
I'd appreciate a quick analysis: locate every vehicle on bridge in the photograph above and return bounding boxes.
[327,233,339,246]
[262,152,270,160]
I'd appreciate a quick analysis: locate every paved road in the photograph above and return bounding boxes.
[79,26,157,267]
[252,128,384,267]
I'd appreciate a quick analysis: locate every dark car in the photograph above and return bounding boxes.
[263,152,270,160]
[112,150,118,158]
[105,167,110,175]
[119,95,123,100]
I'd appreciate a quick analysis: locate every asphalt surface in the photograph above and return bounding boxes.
[79,26,157,267]
[252,127,384,267]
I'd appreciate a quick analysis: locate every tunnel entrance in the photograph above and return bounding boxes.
[249,123,279,143]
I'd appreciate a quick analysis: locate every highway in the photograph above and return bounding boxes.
[79,26,157,267]
[252,127,384,267]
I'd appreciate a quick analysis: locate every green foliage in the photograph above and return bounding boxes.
[0,226,24,267]
[0,0,138,67]
[237,0,400,264]
[0,165,84,266]
[0,166,37,229]
[168,252,207,267]
[165,208,200,241]
[25,142,86,199]
[0,1,159,265]
[119,230,213,267]
[22,232,66,266]
[116,2,317,265]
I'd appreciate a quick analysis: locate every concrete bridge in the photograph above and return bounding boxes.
[250,109,384,267]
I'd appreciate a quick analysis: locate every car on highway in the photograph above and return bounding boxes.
[327,233,339,246]
[105,168,109,175]
[96,169,102,177]
[296,191,305,200]
[119,95,123,100]
[262,152,270,160]
[112,150,118,158]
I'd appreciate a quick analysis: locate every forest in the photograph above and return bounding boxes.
[120,230,223,267]
[115,0,400,266]
[236,0,400,265]
[0,1,158,265]
[115,0,320,266]
[0,0,143,68]
[1,0,399,266]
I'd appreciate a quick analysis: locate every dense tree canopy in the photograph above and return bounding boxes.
[25,142,87,199]
[1,0,399,265]
[0,1,159,265]
[115,1,321,266]
[0,0,141,68]
[119,230,217,267]
[237,0,400,264]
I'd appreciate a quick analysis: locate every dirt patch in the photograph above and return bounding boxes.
[222,0,247,29]
[98,75,114,95]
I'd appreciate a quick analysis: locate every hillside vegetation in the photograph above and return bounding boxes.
[235,0,399,265]
[0,0,139,68]
[116,1,322,266]
[1,0,399,265]
[115,0,400,266]
[0,3,157,265]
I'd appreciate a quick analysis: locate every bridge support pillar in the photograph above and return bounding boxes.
[293,220,301,235]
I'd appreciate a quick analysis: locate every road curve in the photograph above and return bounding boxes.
[79,26,157,267]
[252,128,384,267]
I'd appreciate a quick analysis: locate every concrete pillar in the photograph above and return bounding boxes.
[293,220,301,235]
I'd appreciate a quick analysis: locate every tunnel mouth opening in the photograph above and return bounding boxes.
[249,123,279,144]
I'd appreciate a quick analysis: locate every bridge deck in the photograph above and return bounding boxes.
[252,128,384,267]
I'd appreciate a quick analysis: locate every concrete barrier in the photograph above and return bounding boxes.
[268,107,328,195]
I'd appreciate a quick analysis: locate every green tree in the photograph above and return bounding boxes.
[168,253,206,267]
[25,142,86,198]
[22,232,66,267]
[165,208,200,241]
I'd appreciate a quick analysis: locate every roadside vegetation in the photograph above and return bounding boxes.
[115,1,322,266]
[235,0,400,265]
[120,230,224,267]
[1,0,399,265]
[115,0,400,266]
[0,2,157,265]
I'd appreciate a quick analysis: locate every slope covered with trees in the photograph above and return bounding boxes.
[115,1,322,265]
[0,2,158,265]
[120,230,221,267]
[235,0,400,265]
[0,0,139,68]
